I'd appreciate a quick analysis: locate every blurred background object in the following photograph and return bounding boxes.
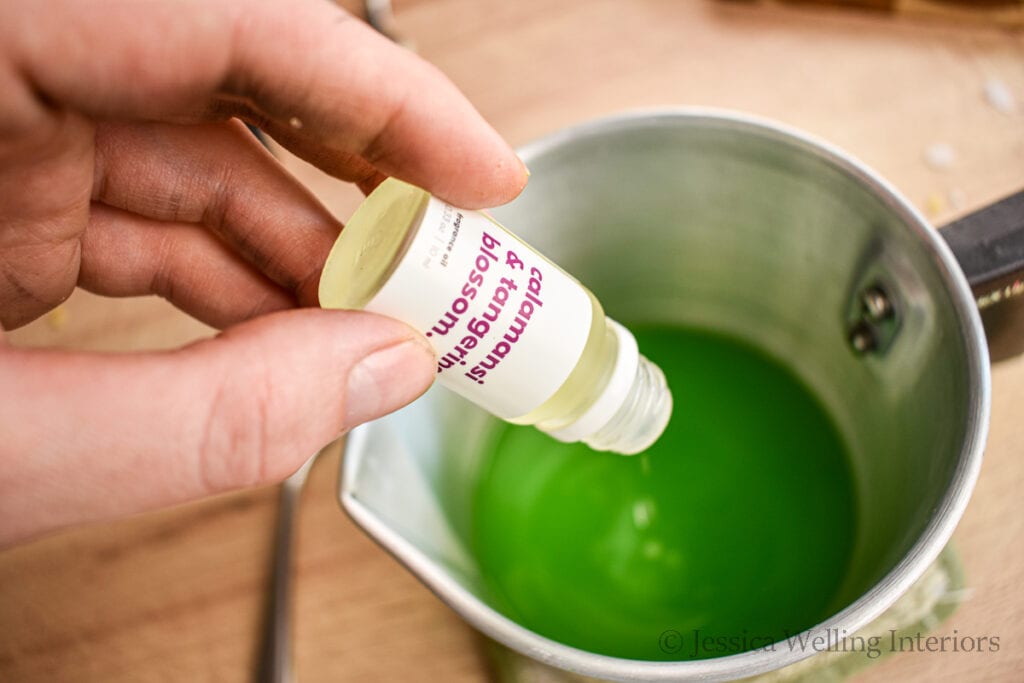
[768,0,1024,26]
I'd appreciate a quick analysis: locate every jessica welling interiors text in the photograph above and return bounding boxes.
[658,628,1001,659]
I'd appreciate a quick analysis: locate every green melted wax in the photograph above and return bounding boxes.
[471,326,857,661]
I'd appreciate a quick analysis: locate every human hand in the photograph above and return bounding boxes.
[0,0,528,545]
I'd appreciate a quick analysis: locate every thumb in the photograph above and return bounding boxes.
[0,309,435,546]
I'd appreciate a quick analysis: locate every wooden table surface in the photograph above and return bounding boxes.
[2,1,1022,681]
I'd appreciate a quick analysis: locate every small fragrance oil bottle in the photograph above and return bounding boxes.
[319,178,672,454]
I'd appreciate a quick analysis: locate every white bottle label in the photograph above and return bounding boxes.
[365,196,593,419]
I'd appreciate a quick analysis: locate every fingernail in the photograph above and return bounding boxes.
[344,338,435,428]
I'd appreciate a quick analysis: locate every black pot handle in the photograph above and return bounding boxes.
[940,190,1024,362]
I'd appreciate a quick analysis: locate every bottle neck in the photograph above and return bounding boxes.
[583,353,672,455]
[542,320,672,455]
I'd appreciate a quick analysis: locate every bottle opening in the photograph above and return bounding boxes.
[543,321,673,455]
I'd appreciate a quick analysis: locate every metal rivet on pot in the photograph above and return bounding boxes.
[848,322,877,354]
[861,286,894,322]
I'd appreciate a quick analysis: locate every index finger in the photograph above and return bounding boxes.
[5,0,528,209]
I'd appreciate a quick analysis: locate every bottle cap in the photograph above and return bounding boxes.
[544,321,672,454]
